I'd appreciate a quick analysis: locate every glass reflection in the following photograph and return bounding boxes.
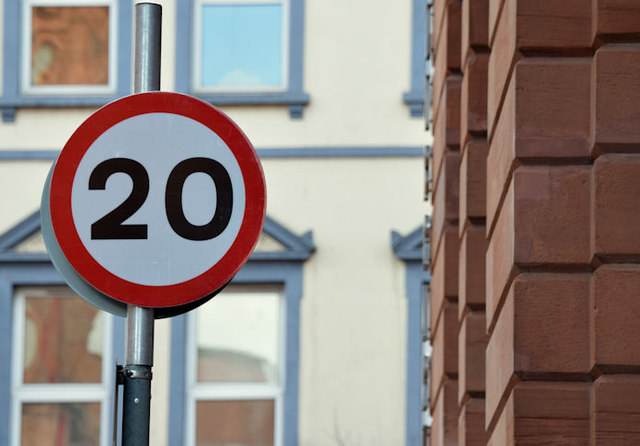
[196,290,280,383]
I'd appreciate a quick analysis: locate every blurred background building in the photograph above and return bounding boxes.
[0,0,430,445]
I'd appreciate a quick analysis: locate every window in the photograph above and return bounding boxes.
[23,1,116,95]
[1,0,133,122]
[10,286,114,446]
[195,1,287,92]
[169,216,313,446]
[176,0,309,118]
[186,285,284,446]
[0,211,126,445]
[392,226,431,446]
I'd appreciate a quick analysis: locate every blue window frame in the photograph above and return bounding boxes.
[392,226,431,446]
[0,211,125,446]
[0,211,313,446]
[169,216,314,446]
[403,0,429,117]
[176,0,309,119]
[0,0,133,123]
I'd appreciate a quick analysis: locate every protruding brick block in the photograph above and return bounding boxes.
[459,141,488,225]
[488,0,592,134]
[592,154,640,262]
[592,45,640,153]
[592,0,640,42]
[485,179,515,325]
[433,0,447,55]
[511,166,591,265]
[591,375,640,444]
[431,151,461,263]
[431,378,459,446]
[459,311,488,403]
[486,166,591,325]
[445,75,462,152]
[459,398,488,446]
[432,77,462,197]
[486,273,591,423]
[462,0,490,62]
[488,0,506,45]
[433,2,463,121]
[516,0,592,50]
[488,381,590,444]
[432,302,459,405]
[487,0,516,136]
[458,224,487,316]
[430,226,460,337]
[591,265,640,370]
[487,59,591,227]
[432,0,462,72]
[461,52,489,147]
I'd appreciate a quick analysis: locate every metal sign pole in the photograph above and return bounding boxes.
[122,3,161,446]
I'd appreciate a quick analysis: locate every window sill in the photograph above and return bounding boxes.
[192,91,310,119]
[0,90,311,122]
[403,91,425,118]
[0,96,121,122]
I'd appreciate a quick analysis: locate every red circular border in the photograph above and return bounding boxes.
[50,92,266,308]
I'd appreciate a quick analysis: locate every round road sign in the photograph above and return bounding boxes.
[46,92,266,309]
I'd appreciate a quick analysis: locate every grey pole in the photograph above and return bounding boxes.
[122,3,161,446]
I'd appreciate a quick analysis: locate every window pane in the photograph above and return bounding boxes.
[31,6,110,86]
[201,4,282,87]
[196,400,274,446]
[197,291,280,383]
[23,291,103,384]
[21,402,101,446]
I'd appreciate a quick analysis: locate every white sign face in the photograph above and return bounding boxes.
[49,92,266,308]
[71,112,246,286]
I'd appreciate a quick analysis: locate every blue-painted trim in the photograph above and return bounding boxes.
[192,92,310,108]
[174,0,193,95]
[1,0,19,123]
[0,253,51,263]
[0,277,12,446]
[0,211,41,250]
[0,150,59,160]
[405,262,429,446]
[168,314,187,446]
[168,261,305,446]
[264,216,314,254]
[392,227,430,446]
[258,147,425,158]
[0,146,426,161]
[174,0,309,119]
[1,0,133,122]
[391,226,424,261]
[0,263,123,445]
[403,0,427,117]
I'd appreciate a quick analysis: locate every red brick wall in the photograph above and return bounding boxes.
[428,1,640,444]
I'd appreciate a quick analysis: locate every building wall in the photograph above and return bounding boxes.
[429,0,640,444]
[0,0,430,445]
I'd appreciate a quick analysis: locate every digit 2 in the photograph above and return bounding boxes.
[89,158,149,240]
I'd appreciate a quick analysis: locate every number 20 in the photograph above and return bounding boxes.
[88,157,233,241]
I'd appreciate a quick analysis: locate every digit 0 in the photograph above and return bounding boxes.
[165,157,233,241]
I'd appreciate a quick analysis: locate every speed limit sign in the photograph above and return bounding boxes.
[43,92,266,311]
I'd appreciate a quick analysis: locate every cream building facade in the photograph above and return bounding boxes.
[0,0,430,445]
